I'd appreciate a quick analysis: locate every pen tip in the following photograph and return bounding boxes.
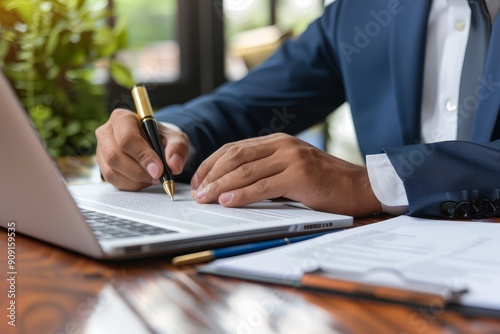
[162,180,175,200]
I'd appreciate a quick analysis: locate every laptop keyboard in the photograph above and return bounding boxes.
[80,209,175,240]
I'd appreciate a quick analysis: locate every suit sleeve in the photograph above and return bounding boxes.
[153,5,345,181]
[384,140,500,218]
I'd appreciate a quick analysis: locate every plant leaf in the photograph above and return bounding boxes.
[45,31,60,57]
[110,59,134,89]
[4,0,33,24]
[0,39,10,60]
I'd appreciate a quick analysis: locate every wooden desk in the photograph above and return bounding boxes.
[1,214,500,334]
[2,158,499,333]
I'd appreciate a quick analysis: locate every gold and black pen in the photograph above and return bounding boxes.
[131,84,175,200]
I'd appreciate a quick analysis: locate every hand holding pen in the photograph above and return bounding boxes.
[95,91,189,192]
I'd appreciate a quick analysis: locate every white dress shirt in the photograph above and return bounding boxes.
[367,0,500,214]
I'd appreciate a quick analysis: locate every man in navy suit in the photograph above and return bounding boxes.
[96,0,500,218]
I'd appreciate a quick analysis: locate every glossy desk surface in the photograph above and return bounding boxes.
[1,158,499,333]
[2,215,500,334]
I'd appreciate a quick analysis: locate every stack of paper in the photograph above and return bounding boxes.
[200,216,500,313]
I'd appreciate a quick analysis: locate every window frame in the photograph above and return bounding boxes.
[107,0,225,110]
[107,0,323,110]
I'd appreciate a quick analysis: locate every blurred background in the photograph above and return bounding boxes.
[0,0,362,166]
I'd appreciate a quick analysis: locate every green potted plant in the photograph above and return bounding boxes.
[0,0,134,158]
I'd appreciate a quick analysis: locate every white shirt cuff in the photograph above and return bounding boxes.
[366,153,409,215]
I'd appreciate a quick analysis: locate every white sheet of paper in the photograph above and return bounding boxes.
[205,215,500,310]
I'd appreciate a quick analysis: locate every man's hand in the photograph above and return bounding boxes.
[191,133,382,217]
[95,109,190,191]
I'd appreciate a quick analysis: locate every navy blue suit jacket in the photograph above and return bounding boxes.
[156,0,500,217]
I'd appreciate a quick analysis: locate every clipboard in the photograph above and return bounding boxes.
[198,265,469,309]
[199,216,500,315]
[300,267,468,308]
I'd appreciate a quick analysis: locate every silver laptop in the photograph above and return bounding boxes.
[0,72,352,259]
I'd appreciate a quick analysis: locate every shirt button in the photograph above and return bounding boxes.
[455,20,466,31]
[446,100,457,112]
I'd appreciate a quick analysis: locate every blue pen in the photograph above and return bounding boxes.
[171,231,342,266]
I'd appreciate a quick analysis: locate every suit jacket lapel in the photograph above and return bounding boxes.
[389,0,432,145]
[470,14,500,142]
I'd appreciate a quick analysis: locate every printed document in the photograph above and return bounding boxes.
[201,216,500,311]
